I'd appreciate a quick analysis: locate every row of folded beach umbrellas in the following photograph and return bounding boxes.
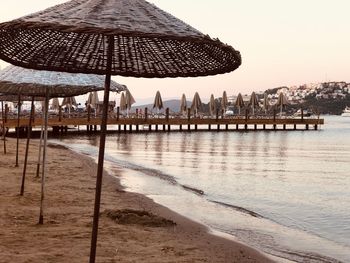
[0,0,242,262]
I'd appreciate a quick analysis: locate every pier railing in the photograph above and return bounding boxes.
[1,107,324,133]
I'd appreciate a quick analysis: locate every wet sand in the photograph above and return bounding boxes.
[0,137,274,262]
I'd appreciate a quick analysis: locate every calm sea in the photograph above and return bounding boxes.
[54,116,350,263]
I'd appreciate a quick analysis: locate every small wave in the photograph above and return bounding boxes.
[181,185,205,195]
[273,248,344,263]
[210,200,263,218]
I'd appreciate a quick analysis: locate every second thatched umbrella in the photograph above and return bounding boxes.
[0,65,125,217]
[0,1,241,261]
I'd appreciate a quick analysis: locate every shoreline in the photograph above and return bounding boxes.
[0,137,273,262]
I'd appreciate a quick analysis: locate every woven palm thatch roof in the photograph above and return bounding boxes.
[0,0,241,78]
[0,66,126,97]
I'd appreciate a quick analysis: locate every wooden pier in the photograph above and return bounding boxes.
[1,107,324,134]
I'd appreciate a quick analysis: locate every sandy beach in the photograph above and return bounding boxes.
[0,137,273,263]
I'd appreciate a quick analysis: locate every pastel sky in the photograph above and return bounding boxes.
[1,0,350,102]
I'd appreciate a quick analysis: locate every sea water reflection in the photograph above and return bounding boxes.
[57,116,350,262]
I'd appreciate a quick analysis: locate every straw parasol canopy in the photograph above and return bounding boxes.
[248,91,259,115]
[0,1,242,261]
[209,94,217,117]
[235,93,244,115]
[0,65,126,97]
[153,91,163,112]
[179,94,187,114]
[191,92,202,117]
[0,0,241,78]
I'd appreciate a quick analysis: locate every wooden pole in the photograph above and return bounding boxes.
[301,107,304,121]
[1,101,6,154]
[187,108,191,130]
[20,97,35,195]
[39,90,49,224]
[87,104,91,122]
[116,106,120,121]
[166,108,169,122]
[145,107,148,121]
[15,95,21,167]
[36,119,44,178]
[5,104,8,123]
[90,35,114,263]
[59,106,62,122]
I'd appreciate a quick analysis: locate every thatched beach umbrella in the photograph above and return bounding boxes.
[0,65,125,213]
[153,90,163,114]
[249,91,259,115]
[221,91,228,114]
[209,94,217,117]
[276,92,289,116]
[0,1,241,261]
[180,94,187,115]
[191,92,202,117]
[235,93,245,115]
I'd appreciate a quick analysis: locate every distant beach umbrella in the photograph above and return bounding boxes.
[180,94,187,115]
[249,91,259,115]
[0,0,241,261]
[221,91,228,113]
[153,91,164,113]
[191,92,202,117]
[276,92,289,115]
[62,96,77,116]
[50,98,60,112]
[125,89,135,110]
[235,93,244,115]
[263,93,270,114]
[87,91,99,116]
[87,91,99,109]
[119,92,127,112]
[209,94,217,117]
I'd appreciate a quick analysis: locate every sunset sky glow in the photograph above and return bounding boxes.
[1,0,349,102]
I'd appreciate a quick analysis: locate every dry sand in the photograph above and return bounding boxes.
[0,137,274,263]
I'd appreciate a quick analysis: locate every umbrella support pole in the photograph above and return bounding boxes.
[90,35,114,263]
[36,117,44,178]
[15,94,21,167]
[39,92,49,224]
[20,97,34,196]
[1,101,6,154]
